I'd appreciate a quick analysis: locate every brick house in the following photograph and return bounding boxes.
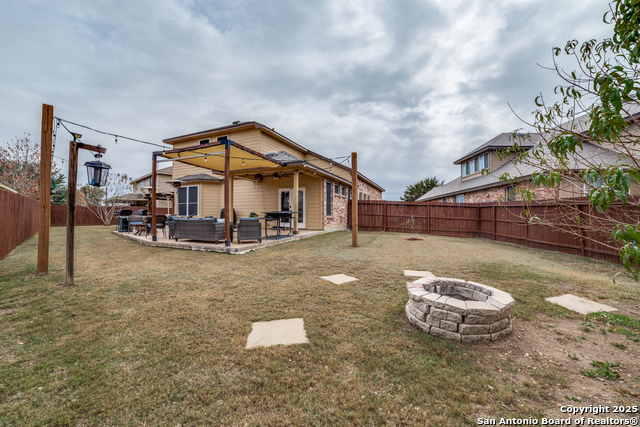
[161,121,384,231]
[417,129,639,203]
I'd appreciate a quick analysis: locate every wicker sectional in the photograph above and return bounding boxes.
[173,218,231,243]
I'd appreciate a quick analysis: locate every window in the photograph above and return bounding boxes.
[341,186,346,196]
[199,139,210,145]
[454,194,464,203]
[335,184,340,194]
[443,197,448,202]
[463,153,490,177]
[367,195,371,200]
[359,193,362,200]
[462,162,470,177]
[217,136,228,142]
[583,175,605,196]
[348,188,352,200]
[178,186,198,216]
[326,181,332,216]
[506,185,517,202]
[479,153,489,170]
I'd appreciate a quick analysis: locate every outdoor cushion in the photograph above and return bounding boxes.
[239,217,258,220]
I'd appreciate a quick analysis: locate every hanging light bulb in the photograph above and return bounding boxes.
[204,155,208,162]
[115,135,118,144]
[242,158,245,166]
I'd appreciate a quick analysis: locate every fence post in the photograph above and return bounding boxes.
[426,204,430,235]
[493,205,497,240]
[383,201,387,232]
[477,205,481,237]
[576,204,586,257]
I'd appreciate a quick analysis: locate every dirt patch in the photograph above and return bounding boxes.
[405,238,423,241]
[466,305,640,420]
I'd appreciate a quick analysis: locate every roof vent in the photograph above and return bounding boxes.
[232,120,241,125]
[265,151,278,158]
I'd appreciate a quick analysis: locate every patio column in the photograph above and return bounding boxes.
[292,169,299,235]
[224,140,231,246]
[151,153,157,241]
[351,152,358,247]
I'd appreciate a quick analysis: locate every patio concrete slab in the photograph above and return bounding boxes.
[404,270,436,278]
[245,318,309,349]
[545,294,618,315]
[320,274,358,284]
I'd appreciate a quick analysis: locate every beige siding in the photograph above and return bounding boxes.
[489,151,516,173]
[230,174,322,229]
[200,182,223,217]
[304,158,352,183]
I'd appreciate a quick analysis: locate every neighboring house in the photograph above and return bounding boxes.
[116,166,174,208]
[418,106,640,203]
[162,121,384,230]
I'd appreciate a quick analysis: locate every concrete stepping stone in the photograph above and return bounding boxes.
[246,318,309,349]
[320,274,358,284]
[545,294,617,315]
[404,270,436,278]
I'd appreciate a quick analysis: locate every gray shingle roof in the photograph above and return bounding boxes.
[418,141,628,201]
[454,133,542,164]
[177,174,224,183]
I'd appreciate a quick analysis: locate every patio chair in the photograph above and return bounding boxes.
[237,217,262,244]
[128,215,147,236]
[147,214,167,237]
[220,208,237,225]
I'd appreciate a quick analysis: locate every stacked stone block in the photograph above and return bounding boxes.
[405,277,514,342]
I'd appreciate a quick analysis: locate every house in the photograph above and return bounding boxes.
[418,105,640,203]
[160,121,384,231]
[112,166,174,208]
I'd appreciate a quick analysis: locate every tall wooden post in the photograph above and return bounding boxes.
[224,140,231,246]
[66,142,106,286]
[66,140,79,286]
[38,104,54,274]
[292,170,299,235]
[351,152,358,247]
[151,153,157,241]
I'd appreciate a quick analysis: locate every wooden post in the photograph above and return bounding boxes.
[426,204,430,235]
[576,204,586,256]
[66,142,106,286]
[38,104,53,274]
[224,141,231,246]
[383,202,387,232]
[151,153,157,241]
[292,169,299,235]
[477,205,481,238]
[492,205,497,240]
[351,152,358,247]
[66,140,79,286]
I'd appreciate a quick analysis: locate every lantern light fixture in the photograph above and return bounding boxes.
[83,147,111,187]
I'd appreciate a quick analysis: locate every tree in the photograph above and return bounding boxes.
[78,173,131,225]
[401,176,443,201]
[500,0,640,278]
[0,134,40,198]
[51,166,67,205]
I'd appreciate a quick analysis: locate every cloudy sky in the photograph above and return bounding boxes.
[0,0,613,200]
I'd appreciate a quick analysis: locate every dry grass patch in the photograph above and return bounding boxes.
[1,227,639,425]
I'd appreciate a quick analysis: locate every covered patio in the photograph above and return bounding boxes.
[115,227,336,254]
[147,138,334,248]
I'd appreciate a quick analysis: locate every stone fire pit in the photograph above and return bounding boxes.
[405,277,514,343]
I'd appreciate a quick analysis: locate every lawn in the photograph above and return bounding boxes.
[1,227,639,426]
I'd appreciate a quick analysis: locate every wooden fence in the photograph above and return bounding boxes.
[348,199,640,264]
[0,190,39,260]
[0,189,172,260]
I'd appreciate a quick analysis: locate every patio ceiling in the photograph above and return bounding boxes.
[158,140,283,172]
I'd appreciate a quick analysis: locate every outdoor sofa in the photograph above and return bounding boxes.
[173,218,230,243]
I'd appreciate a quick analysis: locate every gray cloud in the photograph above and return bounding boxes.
[0,0,614,199]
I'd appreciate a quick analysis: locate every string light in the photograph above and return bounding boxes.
[242,159,245,166]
